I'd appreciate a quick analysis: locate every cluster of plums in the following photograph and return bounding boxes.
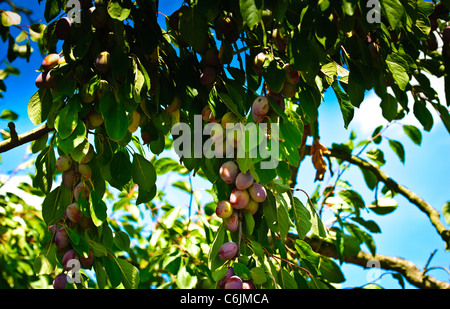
[50,150,94,289]
[214,160,266,289]
[35,0,120,132]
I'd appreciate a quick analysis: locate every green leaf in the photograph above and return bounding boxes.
[413,100,434,131]
[90,241,108,258]
[250,267,267,284]
[1,11,21,27]
[294,239,321,276]
[278,268,298,289]
[338,189,365,215]
[104,256,122,288]
[359,166,378,191]
[368,197,398,215]
[366,148,386,166]
[90,191,107,227]
[319,257,345,283]
[72,235,90,259]
[70,139,90,163]
[243,209,255,235]
[239,0,262,30]
[208,223,226,269]
[380,93,398,122]
[33,146,55,194]
[132,153,157,192]
[44,0,61,22]
[233,263,251,281]
[107,2,131,21]
[0,109,18,121]
[154,157,189,175]
[66,226,80,245]
[391,273,405,289]
[41,186,62,225]
[114,231,131,251]
[54,96,82,140]
[99,92,129,141]
[55,119,87,155]
[403,125,422,146]
[161,207,181,229]
[93,259,108,289]
[28,89,52,125]
[380,0,405,29]
[345,222,376,256]
[386,54,409,91]
[292,197,312,239]
[217,91,243,120]
[249,240,264,257]
[351,216,382,234]
[34,243,57,275]
[434,103,450,135]
[178,7,208,52]
[116,258,140,289]
[332,81,354,129]
[110,150,132,188]
[388,139,405,163]
[176,265,197,289]
[305,198,328,238]
[276,194,291,240]
[262,59,285,94]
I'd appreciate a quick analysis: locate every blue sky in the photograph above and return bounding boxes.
[0,0,449,289]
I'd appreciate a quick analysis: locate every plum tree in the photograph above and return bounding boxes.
[2,0,450,292]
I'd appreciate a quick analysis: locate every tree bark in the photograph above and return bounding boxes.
[328,147,450,248]
[302,235,450,289]
[0,123,53,153]
[288,144,450,289]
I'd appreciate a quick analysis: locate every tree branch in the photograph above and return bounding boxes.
[327,147,450,248]
[0,123,53,153]
[302,235,450,289]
